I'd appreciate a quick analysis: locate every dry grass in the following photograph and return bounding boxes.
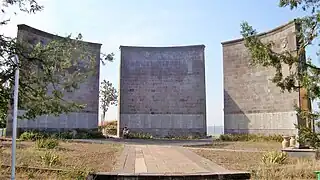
[193,150,264,170]
[100,120,118,135]
[192,142,320,180]
[0,141,123,179]
[0,167,67,180]
[193,141,282,151]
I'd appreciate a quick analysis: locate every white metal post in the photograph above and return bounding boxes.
[11,55,19,180]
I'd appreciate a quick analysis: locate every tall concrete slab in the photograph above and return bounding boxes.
[119,45,207,137]
[6,24,101,135]
[222,20,309,135]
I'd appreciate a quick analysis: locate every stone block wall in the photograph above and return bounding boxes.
[6,24,101,136]
[119,45,207,137]
[222,20,305,135]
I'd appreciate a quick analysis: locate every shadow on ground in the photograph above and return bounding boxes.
[71,137,214,146]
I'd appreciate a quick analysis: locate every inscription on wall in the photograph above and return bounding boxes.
[120,46,206,115]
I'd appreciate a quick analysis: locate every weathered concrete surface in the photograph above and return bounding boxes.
[222,20,309,135]
[89,144,250,180]
[282,148,318,159]
[6,24,101,136]
[111,144,237,173]
[119,45,207,137]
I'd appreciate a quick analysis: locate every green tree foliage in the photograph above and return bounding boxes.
[0,0,114,125]
[240,0,320,147]
[100,80,118,121]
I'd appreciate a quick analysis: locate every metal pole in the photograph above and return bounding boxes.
[11,55,19,180]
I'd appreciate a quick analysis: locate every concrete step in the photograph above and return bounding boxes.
[87,172,251,180]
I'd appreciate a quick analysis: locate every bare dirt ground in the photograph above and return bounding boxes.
[187,141,282,151]
[191,141,319,180]
[0,141,123,179]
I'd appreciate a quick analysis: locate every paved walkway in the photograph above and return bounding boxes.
[112,144,242,174]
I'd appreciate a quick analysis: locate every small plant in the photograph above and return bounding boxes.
[163,134,201,140]
[100,120,118,135]
[35,138,59,149]
[19,131,46,141]
[71,168,92,180]
[74,130,105,139]
[40,151,61,167]
[105,128,117,135]
[296,125,320,149]
[60,166,93,180]
[27,171,35,179]
[218,134,283,142]
[53,131,74,139]
[261,151,288,165]
[128,132,153,139]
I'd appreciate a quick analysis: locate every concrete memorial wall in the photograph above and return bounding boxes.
[6,24,101,135]
[119,45,207,137]
[222,20,310,135]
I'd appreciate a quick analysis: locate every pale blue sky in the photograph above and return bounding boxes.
[3,0,315,126]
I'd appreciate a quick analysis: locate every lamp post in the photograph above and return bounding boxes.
[11,54,19,180]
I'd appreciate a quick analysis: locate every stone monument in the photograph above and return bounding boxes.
[6,24,101,136]
[119,45,207,137]
[222,20,311,135]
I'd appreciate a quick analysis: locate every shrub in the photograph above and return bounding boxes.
[100,121,117,135]
[218,134,283,142]
[35,138,59,149]
[51,131,73,139]
[19,131,48,141]
[20,129,105,141]
[163,134,200,140]
[296,126,320,148]
[86,130,105,139]
[74,130,105,139]
[261,151,288,165]
[40,151,61,167]
[105,128,117,135]
[128,132,153,139]
[64,167,93,180]
[251,158,319,179]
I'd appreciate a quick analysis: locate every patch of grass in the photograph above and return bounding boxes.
[74,130,105,139]
[40,151,61,167]
[218,134,283,142]
[35,138,59,149]
[19,131,47,141]
[100,121,118,136]
[60,167,93,180]
[192,149,263,170]
[192,145,319,180]
[19,130,105,141]
[252,159,319,180]
[187,141,281,151]
[0,167,59,180]
[105,128,117,135]
[52,132,74,139]
[0,166,95,180]
[261,151,288,165]
[163,134,202,140]
[0,141,123,179]
[127,132,202,140]
[128,132,153,139]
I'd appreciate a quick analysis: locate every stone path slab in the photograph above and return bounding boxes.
[112,144,246,175]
